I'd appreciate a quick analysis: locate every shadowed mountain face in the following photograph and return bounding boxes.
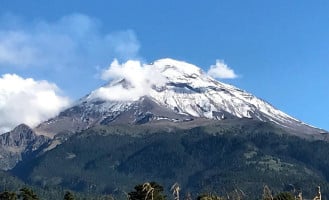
[11,121,329,200]
[0,124,49,170]
[34,96,195,138]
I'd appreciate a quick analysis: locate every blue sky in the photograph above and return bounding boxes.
[0,0,328,131]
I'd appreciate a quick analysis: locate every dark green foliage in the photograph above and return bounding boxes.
[0,190,17,200]
[197,194,223,200]
[18,187,38,200]
[63,191,75,200]
[8,120,329,199]
[273,192,294,200]
[128,182,166,200]
[0,171,24,193]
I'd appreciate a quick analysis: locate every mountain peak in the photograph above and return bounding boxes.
[12,124,32,132]
[153,58,204,77]
[34,58,327,138]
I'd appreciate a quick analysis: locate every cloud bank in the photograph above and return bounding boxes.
[0,13,142,132]
[0,13,140,70]
[91,59,166,101]
[0,74,70,133]
[207,60,238,79]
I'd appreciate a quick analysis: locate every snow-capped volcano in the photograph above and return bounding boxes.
[35,58,326,138]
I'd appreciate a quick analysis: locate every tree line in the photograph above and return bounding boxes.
[0,182,322,200]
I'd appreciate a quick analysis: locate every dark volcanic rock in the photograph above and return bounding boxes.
[0,124,50,170]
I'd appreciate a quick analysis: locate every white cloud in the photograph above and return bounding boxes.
[0,13,140,70]
[91,59,166,101]
[207,60,238,79]
[0,74,70,133]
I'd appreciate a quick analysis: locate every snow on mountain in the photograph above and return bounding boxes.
[35,58,326,138]
[89,59,302,126]
[149,59,297,124]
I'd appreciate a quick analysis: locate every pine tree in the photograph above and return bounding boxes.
[0,190,17,200]
[18,187,39,200]
[273,192,294,200]
[63,191,75,200]
[197,194,223,200]
[128,182,166,200]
